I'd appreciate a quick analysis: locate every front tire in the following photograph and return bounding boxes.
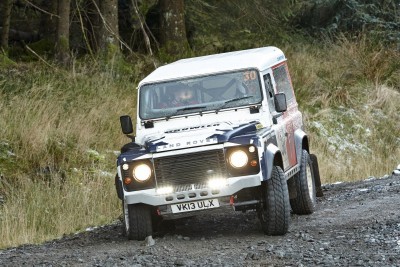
[289,150,316,215]
[257,166,290,235]
[122,200,153,240]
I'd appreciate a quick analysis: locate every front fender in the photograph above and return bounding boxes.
[262,143,284,181]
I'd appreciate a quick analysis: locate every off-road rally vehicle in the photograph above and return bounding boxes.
[115,46,322,240]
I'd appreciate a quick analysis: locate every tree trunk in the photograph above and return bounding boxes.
[55,0,71,66]
[1,0,13,50]
[98,0,119,55]
[159,0,189,57]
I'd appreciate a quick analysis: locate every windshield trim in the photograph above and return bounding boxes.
[142,104,261,122]
[138,68,263,120]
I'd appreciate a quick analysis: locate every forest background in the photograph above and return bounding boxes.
[0,0,399,249]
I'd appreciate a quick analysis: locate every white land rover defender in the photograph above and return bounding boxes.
[116,46,322,240]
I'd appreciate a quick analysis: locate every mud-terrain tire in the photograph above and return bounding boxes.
[122,201,152,240]
[257,166,290,235]
[310,154,323,197]
[290,150,316,215]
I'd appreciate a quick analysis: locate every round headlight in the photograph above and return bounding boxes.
[229,150,248,168]
[133,164,152,182]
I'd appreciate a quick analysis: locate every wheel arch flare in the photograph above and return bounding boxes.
[294,129,309,164]
[261,143,284,181]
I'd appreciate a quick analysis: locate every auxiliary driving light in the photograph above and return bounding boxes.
[133,163,152,182]
[156,186,174,195]
[228,150,248,168]
[122,164,129,170]
[208,178,227,189]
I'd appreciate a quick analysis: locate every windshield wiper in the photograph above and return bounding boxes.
[176,105,206,112]
[165,105,207,121]
[215,96,253,113]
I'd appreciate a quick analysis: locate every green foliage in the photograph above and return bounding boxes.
[157,41,193,62]
[9,38,55,61]
[295,0,400,44]
[0,52,16,68]
[185,0,300,54]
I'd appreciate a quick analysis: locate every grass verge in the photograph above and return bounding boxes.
[0,58,137,249]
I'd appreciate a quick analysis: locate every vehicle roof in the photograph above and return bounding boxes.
[138,46,286,87]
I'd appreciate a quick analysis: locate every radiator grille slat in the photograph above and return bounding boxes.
[154,149,228,188]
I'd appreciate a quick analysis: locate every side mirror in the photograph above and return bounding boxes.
[274,93,287,113]
[120,115,133,135]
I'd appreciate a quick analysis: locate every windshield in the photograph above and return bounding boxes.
[139,69,262,120]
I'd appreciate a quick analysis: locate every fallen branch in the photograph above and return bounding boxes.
[25,45,54,68]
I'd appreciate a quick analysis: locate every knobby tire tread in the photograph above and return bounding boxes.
[290,150,316,215]
[260,166,290,235]
[127,204,152,241]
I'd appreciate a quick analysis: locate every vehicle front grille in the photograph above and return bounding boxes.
[154,149,228,189]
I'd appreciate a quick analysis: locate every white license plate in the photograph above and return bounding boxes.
[171,199,220,213]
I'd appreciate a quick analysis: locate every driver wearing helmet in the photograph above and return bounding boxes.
[169,84,198,107]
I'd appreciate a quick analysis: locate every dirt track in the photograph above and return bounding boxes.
[1,174,400,266]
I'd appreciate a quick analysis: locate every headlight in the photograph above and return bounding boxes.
[133,163,152,182]
[228,150,248,168]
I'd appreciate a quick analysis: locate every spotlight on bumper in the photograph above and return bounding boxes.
[156,186,174,195]
[208,178,227,190]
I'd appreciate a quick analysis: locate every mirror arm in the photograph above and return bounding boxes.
[272,112,283,124]
[126,135,136,142]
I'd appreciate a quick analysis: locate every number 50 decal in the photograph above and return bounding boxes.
[244,71,257,81]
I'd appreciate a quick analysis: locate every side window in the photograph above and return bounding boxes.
[272,64,294,105]
[263,73,275,112]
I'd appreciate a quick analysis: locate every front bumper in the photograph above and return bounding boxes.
[123,174,261,206]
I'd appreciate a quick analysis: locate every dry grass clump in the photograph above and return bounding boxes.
[287,35,400,108]
[0,63,135,173]
[0,171,118,248]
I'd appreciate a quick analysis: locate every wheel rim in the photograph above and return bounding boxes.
[123,200,129,233]
[306,163,315,201]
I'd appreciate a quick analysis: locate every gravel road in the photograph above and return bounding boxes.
[1,174,399,267]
